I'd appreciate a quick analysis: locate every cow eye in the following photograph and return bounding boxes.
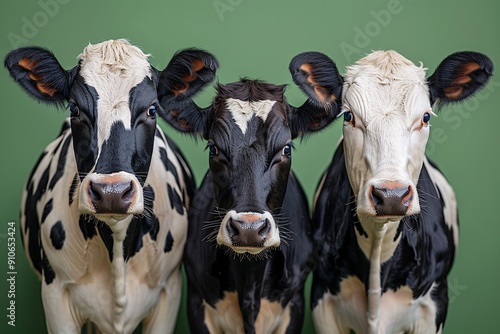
[208,144,218,157]
[422,112,431,123]
[343,110,354,123]
[282,144,292,156]
[68,101,79,117]
[147,105,157,117]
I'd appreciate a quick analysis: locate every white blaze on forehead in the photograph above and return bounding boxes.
[78,39,151,147]
[226,98,277,134]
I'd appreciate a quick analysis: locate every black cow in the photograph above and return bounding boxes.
[307,50,493,333]
[161,53,341,333]
[4,39,218,334]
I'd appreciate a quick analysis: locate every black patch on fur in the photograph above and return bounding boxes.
[97,223,114,262]
[42,249,56,285]
[166,136,196,202]
[49,135,71,190]
[41,198,53,223]
[123,216,155,261]
[167,184,184,215]
[148,214,160,241]
[164,230,174,253]
[24,159,51,274]
[354,221,368,238]
[159,147,180,186]
[78,215,97,240]
[50,221,65,250]
[69,173,78,205]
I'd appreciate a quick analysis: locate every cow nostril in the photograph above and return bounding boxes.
[258,219,271,238]
[226,218,238,238]
[370,185,412,216]
[370,186,384,206]
[87,180,136,214]
[401,187,412,205]
[121,182,134,201]
[88,182,102,202]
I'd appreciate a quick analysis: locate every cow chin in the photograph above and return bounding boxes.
[216,210,281,255]
[78,171,144,222]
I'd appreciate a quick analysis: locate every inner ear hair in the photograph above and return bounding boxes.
[429,51,493,108]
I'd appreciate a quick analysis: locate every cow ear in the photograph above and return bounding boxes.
[289,52,343,138]
[4,47,71,107]
[157,48,218,137]
[428,51,493,108]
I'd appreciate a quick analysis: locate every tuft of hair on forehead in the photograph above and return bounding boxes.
[78,39,151,77]
[216,78,286,103]
[346,50,427,84]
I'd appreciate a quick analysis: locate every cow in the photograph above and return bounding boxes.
[4,39,218,334]
[159,52,341,333]
[305,50,493,333]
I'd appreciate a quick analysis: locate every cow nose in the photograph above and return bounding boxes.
[226,218,271,247]
[88,181,135,214]
[370,185,412,216]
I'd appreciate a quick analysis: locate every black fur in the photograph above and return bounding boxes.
[181,79,326,333]
[50,221,66,250]
[428,51,493,108]
[4,47,76,106]
[289,52,343,137]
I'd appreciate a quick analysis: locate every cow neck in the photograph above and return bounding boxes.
[109,216,133,333]
[230,258,268,334]
[356,218,401,334]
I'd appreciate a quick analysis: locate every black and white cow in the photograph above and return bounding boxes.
[161,53,341,333]
[307,50,493,333]
[4,39,218,333]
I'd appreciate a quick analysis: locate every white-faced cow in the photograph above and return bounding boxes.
[160,53,341,333]
[4,39,218,334]
[305,50,493,333]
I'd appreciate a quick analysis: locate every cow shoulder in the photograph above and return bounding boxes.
[311,140,369,307]
[22,121,89,283]
[184,172,227,303]
[395,158,457,297]
[422,157,459,248]
[129,127,193,285]
[278,171,313,286]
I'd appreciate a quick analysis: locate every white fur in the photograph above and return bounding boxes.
[313,277,439,334]
[203,292,289,334]
[226,98,276,134]
[78,39,151,148]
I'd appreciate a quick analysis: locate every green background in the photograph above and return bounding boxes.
[0,0,499,333]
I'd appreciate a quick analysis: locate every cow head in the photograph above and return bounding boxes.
[163,52,341,254]
[5,39,218,227]
[307,50,492,222]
